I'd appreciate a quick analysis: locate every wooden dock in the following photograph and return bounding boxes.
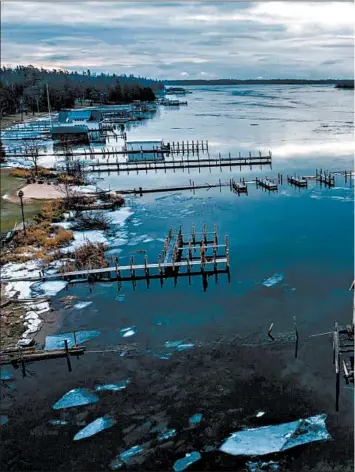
[231,178,248,195]
[256,177,278,191]
[1,226,230,288]
[316,169,335,187]
[87,153,272,175]
[287,175,308,188]
[333,322,354,410]
[0,345,85,367]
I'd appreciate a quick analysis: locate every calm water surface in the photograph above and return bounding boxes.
[1,85,354,470]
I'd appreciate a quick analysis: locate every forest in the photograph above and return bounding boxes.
[0,66,164,116]
[164,78,355,86]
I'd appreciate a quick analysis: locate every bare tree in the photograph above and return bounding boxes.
[21,139,46,176]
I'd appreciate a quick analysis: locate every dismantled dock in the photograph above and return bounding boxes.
[1,226,230,289]
[333,322,354,410]
[256,177,278,191]
[287,175,308,188]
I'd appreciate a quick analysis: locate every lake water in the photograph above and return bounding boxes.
[1,85,354,471]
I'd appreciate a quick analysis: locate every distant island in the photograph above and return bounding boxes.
[164,79,354,86]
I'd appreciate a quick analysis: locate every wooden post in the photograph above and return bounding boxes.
[334,322,340,411]
[225,235,230,268]
[73,331,77,347]
[268,323,275,341]
[203,224,207,243]
[64,339,72,372]
[294,316,299,358]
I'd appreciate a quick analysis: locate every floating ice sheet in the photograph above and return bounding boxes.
[176,343,195,351]
[32,280,67,297]
[115,294,126,302]
[74,416,116,441]
[95,379,130,392]
[53,388,99,410]
[173,451,201,472]
[0,415,9,426]
[262,273,284,288]
[49,419,68,426]
[0,366,14,381]
[157,428,176,441]
[165,340,183,348]
[256,412,265,418]
[111,445,145,469]
[120,326,136,338]
[189,413,203,425]
[220,414,330,456]
[44,330,100,350]
[73,301,93,310]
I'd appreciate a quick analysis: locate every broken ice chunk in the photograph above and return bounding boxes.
[176,343,195,351]
[220,414,330,456]
[157,429,176,441]
[95,379,130,392]
[165,340,183,348]
[0,367,14,381]
[44,330,100,350]
[256,411,265,418]
[74,416,116,441]
[115,294,126,302]
[52,388,99,410]
[173,451,201,472]
[113,445,145,467]
[262,273,284,288]
[189,413,203,425]
[120,326,136,338]
[49,419,68,426]
[73,301,93,310]
[0,415,8,426]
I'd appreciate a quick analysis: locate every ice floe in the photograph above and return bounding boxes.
[157,428,177,441]
[0,415,9,426]
[48,419,68,426]
[256,411,266,418]
[74,416,116,441]
[95,379,130,392]
[110,445,145,469]
[120,326,136,338]
[189,413,203,425]
[176,343,195,351]
[31,280,67,297]
[53,388,99,410]
[73,301,93,310]
[173,451,201,471]
[44,330,100,350]
[262,273,284,288]
[219,414,331,456]
[165,340,183,348]
[0,366,14,381]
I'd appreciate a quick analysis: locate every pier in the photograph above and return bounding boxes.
[287,175,308,188]
[333,322,354,411]
[316,169,335,187]
[88,153,272,175]
[0,344,85,367]
[256,177,278,191]
[1,226,230,289]
[231,178,248,195]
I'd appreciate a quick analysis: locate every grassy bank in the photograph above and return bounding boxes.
[0,169,44,232]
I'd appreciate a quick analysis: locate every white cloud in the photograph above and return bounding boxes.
[1,2,353,79]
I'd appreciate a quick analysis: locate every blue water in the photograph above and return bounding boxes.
[1,85,353,470]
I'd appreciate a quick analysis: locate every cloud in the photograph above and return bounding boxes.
[1,2,354,79]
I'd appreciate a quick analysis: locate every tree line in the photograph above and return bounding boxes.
[0,65,164,116]
[164,79,354,86]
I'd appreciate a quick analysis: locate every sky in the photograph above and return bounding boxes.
[1,1,354,80]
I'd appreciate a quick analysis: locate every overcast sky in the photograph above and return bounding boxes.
[2,1,354,79]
